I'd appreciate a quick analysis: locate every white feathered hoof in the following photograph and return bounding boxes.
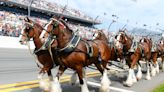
[146,75,151,80]
[50,77,62,92]
[155,64,160,74]
[124,80,133,87]
[124,69,134,87]
[136,71,142,80]
[39,79,50,92]
[132,77,137,83]
[151,67,156,77]
[99,69,110,92]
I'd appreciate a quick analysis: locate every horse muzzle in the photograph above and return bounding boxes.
[19,40,27,45]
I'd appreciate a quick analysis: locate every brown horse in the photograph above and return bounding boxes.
[92,30,109,43]
[40,17,111,92]
[124,37,153,86]
[149,38,164,76]
[157,38,164,71]
[114,29,133,67]
[19,17,60,92]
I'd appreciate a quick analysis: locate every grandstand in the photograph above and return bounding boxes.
[0,0,101,39]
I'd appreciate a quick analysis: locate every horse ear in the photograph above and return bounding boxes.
[24,17,30,22]
[115,35,117,39]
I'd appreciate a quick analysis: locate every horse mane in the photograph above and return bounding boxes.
[59,19,73,33]
[98,30,109,42]
[35,23,44,30]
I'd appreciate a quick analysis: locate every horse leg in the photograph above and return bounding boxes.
[99,69,110,92]
[39,70,53,92]
[76,66,89,92]
[94,63,104,74]
[146,60,151,80]
[121,58,127,69]
[51,65,66,92]
[154,53,160,74]
[151,53,158,76]
[162,56,164,72]
[95,63,110,92]
[124,54,138,87]
[56,65,67,79]
[47,70,53,81]
[38,70,50,92]
[136,62,142,80]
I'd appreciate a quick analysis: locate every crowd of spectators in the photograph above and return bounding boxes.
[0,10,106,40]
[7,0,100,23]
[0,10,47,37]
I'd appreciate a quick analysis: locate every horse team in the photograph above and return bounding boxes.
[19,17,164,92]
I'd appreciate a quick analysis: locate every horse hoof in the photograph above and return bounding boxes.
[146,76,151,80]
[123,81,133,87]
[151,69,156,77]
[132,79,137,83]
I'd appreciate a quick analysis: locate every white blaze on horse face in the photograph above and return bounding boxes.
[45,20,53,31]
[39,29,46,39]
[92,32,98,40]
[161,40,164,45]
[115,34,122,49]
[141,38,144,43]
[117,34,121,41]
[40,20,53,39]
[19,26,27,45]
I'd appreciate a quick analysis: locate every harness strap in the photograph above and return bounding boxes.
[27,41,43,69]
[48,47,56,67]
[139,43,145,57]
[58,35,80,52]
[84,41,93,57]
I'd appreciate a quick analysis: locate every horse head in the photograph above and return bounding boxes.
[157,39,164,52]
[19,17,44,45]
[114,31,127,49]
[40,16,73,49]
[41,17,67,37]
[92,30,109,43]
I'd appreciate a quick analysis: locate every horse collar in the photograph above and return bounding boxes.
[58,35,81,53]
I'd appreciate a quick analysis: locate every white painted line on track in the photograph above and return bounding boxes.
[87,81,134,92]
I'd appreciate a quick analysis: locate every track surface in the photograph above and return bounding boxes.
[0,48,164,92]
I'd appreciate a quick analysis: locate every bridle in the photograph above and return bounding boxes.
[20,22,35,42]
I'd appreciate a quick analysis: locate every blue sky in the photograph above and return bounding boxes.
[48,0,164,32]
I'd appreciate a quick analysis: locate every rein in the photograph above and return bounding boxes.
[26,41,43,69]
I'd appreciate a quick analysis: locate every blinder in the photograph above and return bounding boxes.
[21,22,35,41]
[53,22,59,28]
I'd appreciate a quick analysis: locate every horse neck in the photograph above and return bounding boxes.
[98,32,108,43]
[124,36,133,50]
[101,34,108,42]
[33,28,43,49]
[57,28,73,48]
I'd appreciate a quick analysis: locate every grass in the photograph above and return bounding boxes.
[152,84,164,92]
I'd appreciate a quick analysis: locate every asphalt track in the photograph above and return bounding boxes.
[0,48,164,92]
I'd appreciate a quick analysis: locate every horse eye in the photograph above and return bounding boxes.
[115,35,117,39]
[53,22,58,27]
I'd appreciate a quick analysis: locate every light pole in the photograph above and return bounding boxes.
[107,14,118,31]
[28,0,34,17]
[92,12,106,28]
[122,19,129,30]
[107,19,116,31]
[92,15,99,28]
